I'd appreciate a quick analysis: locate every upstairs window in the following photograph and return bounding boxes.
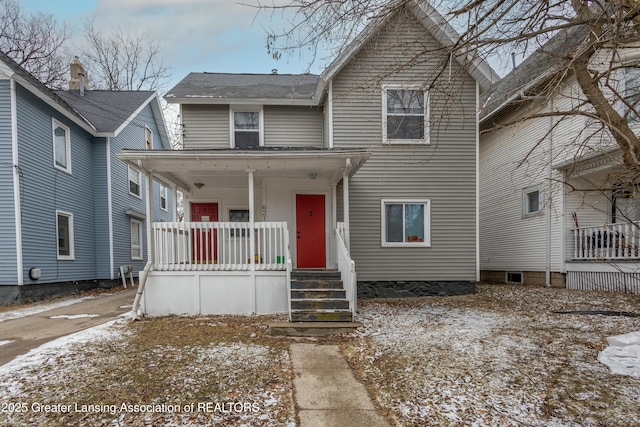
[381,199,431,247]
[145,125,153,150]
[232,109,262,148]
[53,120,71,173]
[383,87,428,143]
[523,185,543,216]
[624,66,640,123]
[129,166,141,198]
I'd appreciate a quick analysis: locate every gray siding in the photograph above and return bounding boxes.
[182,104,324,149]
[182,104,229,149]
[92,137,110,279]
[0,79,17,284]
[111,104,173,277]
[16,85,97,285]
[333,7,477,281]
[264,106,323,147]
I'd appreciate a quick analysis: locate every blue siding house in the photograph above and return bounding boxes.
[0,53,173,304]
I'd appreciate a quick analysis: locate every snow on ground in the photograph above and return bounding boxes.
[345,286,640,427]
[0,316,295,427]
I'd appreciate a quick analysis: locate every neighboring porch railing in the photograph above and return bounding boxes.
[574,222,640,260]
[336,222,357,316]
[152,222,289,271]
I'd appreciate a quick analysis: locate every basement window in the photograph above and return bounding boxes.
[506,272,523,284]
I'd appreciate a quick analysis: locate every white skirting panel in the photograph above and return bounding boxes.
[566,269,640,295]
[141,271,288,316]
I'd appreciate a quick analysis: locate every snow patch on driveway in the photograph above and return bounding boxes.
[49,314,100,320]
[0,296,96,322]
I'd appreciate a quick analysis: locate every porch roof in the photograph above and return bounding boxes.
[117,147,371,191]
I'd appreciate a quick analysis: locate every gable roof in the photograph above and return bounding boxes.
[165,73,320,106]
[480,25,591,125]
[166,1,498,105]
[317,0,499,98]
[0,50,170,146]
[0,51,95,132]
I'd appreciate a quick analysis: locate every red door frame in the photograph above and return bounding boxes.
[296,194,326,268]
[191,203,218,263]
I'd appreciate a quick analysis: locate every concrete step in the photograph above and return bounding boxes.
[291,299,350,310]
[268,321,362,336]
[291,279,344,290]
[291,289,347,299]
[291,310,353,322]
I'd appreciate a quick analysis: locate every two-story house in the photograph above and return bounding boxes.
[119,0,498,319]
[0,53,174,304]
[480,26,640,293]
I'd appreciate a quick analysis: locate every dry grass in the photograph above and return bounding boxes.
[1,315,297,426]
[1,284,639,426]
[343,284,640,426]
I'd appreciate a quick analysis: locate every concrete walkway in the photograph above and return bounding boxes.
[0,289,134,366]
[290,343,390,427]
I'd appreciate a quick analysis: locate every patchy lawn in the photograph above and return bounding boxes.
[0,315,296,426]
[1,284,639,426]
[343,284,640,426]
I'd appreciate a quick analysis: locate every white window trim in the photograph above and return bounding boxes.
[52,119,72,174]
[623,65,640,124]
[56,210,75,260]
[230,106,264,148]
[380,199,431,247]
[128,165,142,199]
[131,219,143,260]
[381,84,430,144]
[160,184,168,211]
[145,125,153,150]
[523,184,544,217]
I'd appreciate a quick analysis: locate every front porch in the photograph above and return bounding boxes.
[117,148,369,317]
[139,221,358,316]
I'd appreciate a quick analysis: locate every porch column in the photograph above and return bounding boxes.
[248,170,255,271]
[145,171,155,266]
[343,159,351,251]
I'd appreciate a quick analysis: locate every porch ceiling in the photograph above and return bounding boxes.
[117,148,371,192]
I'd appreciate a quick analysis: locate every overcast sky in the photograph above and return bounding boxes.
[19,0,321,92]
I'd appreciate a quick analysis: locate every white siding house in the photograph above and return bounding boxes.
[480,27,640,293]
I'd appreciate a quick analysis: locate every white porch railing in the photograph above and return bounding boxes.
[336,222,357,316]
[152,222,289,271]
[574,222,640,260]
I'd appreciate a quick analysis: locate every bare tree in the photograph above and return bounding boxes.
[0,0,71,88]
[257,0,640,171]
[81,21,171,91]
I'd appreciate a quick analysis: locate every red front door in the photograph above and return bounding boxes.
[296,194,326,268]
[191,203,218,263]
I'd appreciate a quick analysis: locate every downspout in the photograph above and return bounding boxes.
[106,137,114,279]
[546,99,553,287]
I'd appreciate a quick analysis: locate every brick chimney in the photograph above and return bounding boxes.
[69,56,89,94]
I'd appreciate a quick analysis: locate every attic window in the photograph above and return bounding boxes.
[53,119,71,173]
[145,125,153,150]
